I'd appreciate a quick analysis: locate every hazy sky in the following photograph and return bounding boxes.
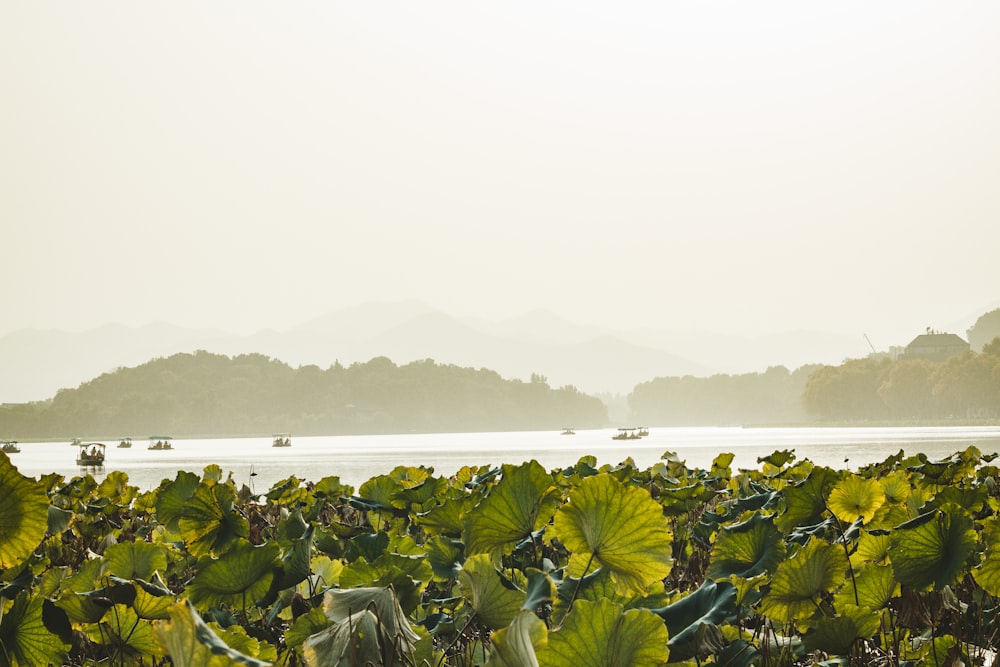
[3,2,999,347]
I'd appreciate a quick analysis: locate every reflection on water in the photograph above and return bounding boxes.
[8,426,1000,493]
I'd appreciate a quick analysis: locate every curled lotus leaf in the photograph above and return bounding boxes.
[706,511,785,579]
[484,609,547,667]
[775,467,840,533]
[154,599,270,667]
[458,553,526,630]
[651,580,737,662]
[552,474,673,595]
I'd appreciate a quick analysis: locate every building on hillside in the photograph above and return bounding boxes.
[903,329,970,362]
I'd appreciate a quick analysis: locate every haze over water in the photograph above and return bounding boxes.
[14,426,1000,493]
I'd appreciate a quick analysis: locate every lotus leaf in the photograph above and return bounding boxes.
[760,537,849,624]
[132,583,175,620]
[0,591,70,666]
[0,454,49,569]
[206,621,277,663]
[834,563,898,612]
[652,580,737,661]
[154,599,271,666]
[827,474,886,525]
[878,471,911,504]
[186,539,280,610]
[458,553,527,629]
[890,506,976,591]
[56,579,137,624]
[552,474,673,595]
[427,535,465,580]
[972,520,1000,596]
[103,541,169,581]
[85,603,162,662]
[319,586,420,649]
[484,609,546,667]
[155,471,202,531]
[303,610,383,667]
[98,470,138,506]
[179,482,250,557]
[415,492,478,537]
[46,504,73,535]
[463,460,560,559]
[775,467,839,533]
[802,604,880,655]
[706,511,785,579]
[537,598,669,666]
[284,607,329,649]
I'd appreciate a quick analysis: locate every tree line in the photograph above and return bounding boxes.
[801,337,1000,421]
[0,351,608,439]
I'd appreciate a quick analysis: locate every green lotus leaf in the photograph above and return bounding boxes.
[851,531,892,567]
[463,461,560,559]
[178,482,250,557]
[275,523,314,591]
[98,470,138,507]
[103,541,169,581]
[867,502,914,532]
[303,610,382,667]
[133,584,175,620]
[652,580,737,662]
[484,609,547,667]
[706,511,785,579]
[46,505,74,536]
[320,586,420,649]
[284,607,329,649]
[155,471,202,532]
[0,453,49,569]
[775,467,840,533]
[205,621,277,663]
[458,553,527,629]
[296,555,343,597]
[56,579,137,624]
[972,521,1000,596]
[803,604,880,655]
[760,537,849,624]
[0,591,70,667]
[552,474,673,595]
[537,598,669,666]
[357,475,403,516]
[85,603,162,662]
[427,535,465,580]
[827,475,886,525]
[553,567,668,624]
[890,506,976,591]
[154,599,271,666]
[834,563,898,613]
[758,449,797,467]
[186,539,280,610]
[415,493,478,537]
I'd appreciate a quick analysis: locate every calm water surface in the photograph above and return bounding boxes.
[9,426,1000,493]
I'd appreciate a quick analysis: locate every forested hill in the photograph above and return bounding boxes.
[0,351,608,439]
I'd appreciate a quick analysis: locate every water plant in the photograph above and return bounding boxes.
[2,445,1000,665]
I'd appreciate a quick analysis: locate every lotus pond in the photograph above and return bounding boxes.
[2,445,1000,666]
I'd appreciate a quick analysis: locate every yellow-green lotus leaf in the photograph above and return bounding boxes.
[760,537,849,624]
[103,541,169,581]
[537,598,669,666]
[706,511,785,579]
[879,471,911,504]
[178,482,250,557]
[458,553,527,629]
[0,591,70,667]
[890,506,976,591]
[552,474,673,595]
[827,475,885,525]
[972,520,1000,596]
[86,604,162,662]
[0,453,49,569]
[834,563,899,611]
[485,609,547,667]
[463,461,560,559]
[154,599,271,666]
[303,610,382,667]
[803,604,881,655]
[775,467,839,533]
[186,539,280,611]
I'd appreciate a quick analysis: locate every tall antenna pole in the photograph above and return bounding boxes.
[864,333,877,354]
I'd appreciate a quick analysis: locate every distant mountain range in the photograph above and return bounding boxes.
[1,300,873,404]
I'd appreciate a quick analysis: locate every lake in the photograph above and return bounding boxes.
[8,425,1000,493]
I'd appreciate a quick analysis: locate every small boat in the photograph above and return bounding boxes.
[70,437,82,447]
[637,427,649,437]
[272,433,292,447]
[612,428,642,441]
[560,428,576,435]
[118,437,133,448]
[76,442,106,466]
[148,436,173,450]
[1,440,20,453]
